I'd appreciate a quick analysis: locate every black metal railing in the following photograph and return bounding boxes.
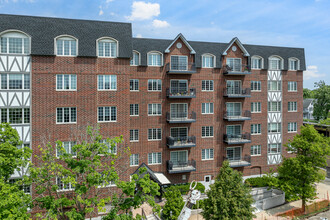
[166,111,196,122]
[224,110,251,119]
[167,159,196,173]
[223,64,251,74]
[166,88,196,98]
[223,155,251,167]
[224,88,251,96]
[167,136,196,147]
[224,132,251,142]
[166,62,196,73]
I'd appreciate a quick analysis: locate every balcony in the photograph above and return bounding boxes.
[223,64,251,75]
[223,88,251,98]
[166,111,196,123]
[224,110,251,121]
[166,62,197,74]
[224,133,251,144]
[166,88,196,98]
[167,160,196,174]
[224,156,251,168]
[167,136,196,149]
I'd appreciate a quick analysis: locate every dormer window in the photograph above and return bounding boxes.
[269,56,283,70]
[251,56,263,69]
[56,36,77,56]
[0,31,30,55]
[289,58,299,70]
[130,51,140,66]
[202,54,215,68]
[147,51,162,66]
[97,38,117,58]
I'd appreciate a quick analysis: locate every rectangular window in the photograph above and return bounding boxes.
[251,102,261,113]
[289,60,298,70]
[226,125,241,136]
[1,74,30,90]
[98,40,117,58]
[148,79,162,91]
[148,53,162,66]
[202,103,214,114]
[202,126,213,137]
[57,39,76,56]
[251,57,262,69]
[226,80,242,95]
[268,81,281,91]
[148,103,161,116]
[130,79,139,91]
[202,149,214,160]
[268,101,281,112]
[251,124,261,135]
[202,80,214,91]
[130,154,139,166]
[226,147,241,161]
[56,107,77,123]
[0,37,30,54]
[148,128,161,140]
[100,139,117,154]
[288,102,297,112]
[98,75,117,90]
[268,123,281,133]
[288,81,297,91]
[56,176,75,191]
[226,58,242,72]
[171,55,188,70]
[8,179,31,194]
[130,104,139,116]
[269,59,281,70]
[288,122,297,132]
[251,145,261,156]
[56,141,77,157]
[202,55,214,68]
[2,108,29,124]
[148,152,162,165]
[130,129,139,142]
[98,107,117,122]
[251,81,261,91]
[170,80,188,94]
[56,74,77,90]
[268,143,281,154]
[226,102,241,117]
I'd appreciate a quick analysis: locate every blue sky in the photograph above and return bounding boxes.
[0,0,329,89]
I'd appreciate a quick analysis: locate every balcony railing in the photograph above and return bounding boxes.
[166,62,197,74]
[167,159,196,174]
[223,64,251,75]
[166,88,196,98]
[223,132,251,144]
[224,110,251,121]
[167,136,196,149]
[223,155,251,167]
[166,111,196,123]
[223,88,251,98]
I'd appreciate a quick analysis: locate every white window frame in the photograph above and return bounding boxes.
[130,154,139,166]
[202,126,214,138]
[130,129,139,142]
[226,58,242,72]
[148,79,162,91]
[56,107,77,124]
[251,124,261,135]
[148,152,162,165]
[56,74,77,91]
[130,104,139,116]
[170,127,188,138]
[288,122,297,133]
[251,145,261,156]
[148,103,162,116]
[268,81,282,91]
[288,102,297,112]
[251,102,261,113]
[288,57,299,71]
[130,50,140,66]
[268,56,283,70]
[147,51,163,67]
[100,139,117,154]
[55,35,78,57]
[97,37,118,58]
[97,106,117,122]
[56,141,77,157]
[170,55,188,71]
[251,81,261,92]
[202,148,214,161]
[251,55,263,69]
[98,75,117,91]
[226,146,242,161]
[0,30,31,55]
[268,143,281,154]
[1,73,30,90]
[202,103,214,114]
[56,176,75,191]
[288,81,297,92]
[130,79,139,91]
[268,123,281,133]
[148,128,162,141]
[97,172,116,188]
[202,80,214,91]
[268,101,281,112]
[202,53,216,68]
[0,108,30,124]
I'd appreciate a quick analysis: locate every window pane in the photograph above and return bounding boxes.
[9,74,22,89]
[71,75,76,90]
[0,37,7,53]
[24,74,30,89]
[9,108,22,124]
[1,74,7,89]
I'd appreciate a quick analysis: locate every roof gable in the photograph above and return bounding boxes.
[223,37,250,56]
[165,33,196,54]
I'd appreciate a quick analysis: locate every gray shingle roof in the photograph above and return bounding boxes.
[303,98,315,109]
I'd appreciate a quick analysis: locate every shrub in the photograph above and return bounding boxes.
[163,182,205,195]
[162,189,184,220]
[192,199,205,210]
[245,176,270,187]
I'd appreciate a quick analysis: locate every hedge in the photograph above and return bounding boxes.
[163,182,205,195]
[245,176,270,187]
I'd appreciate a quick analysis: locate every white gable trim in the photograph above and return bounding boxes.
[222,37,250,57]
[165,33,196,54]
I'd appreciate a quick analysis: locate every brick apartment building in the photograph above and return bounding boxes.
[0,14,304,195]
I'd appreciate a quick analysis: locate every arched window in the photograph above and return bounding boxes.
[147,51,162,66]
[251,55,263,69]
[55,35,77,56]
[0,30,30,55]
[288,57,299,71]
[97,37,117,58]
[130,51,140,66]
[202,54,215,68]
[269,55,283,70]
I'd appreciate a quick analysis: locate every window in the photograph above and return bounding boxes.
[0,108,30,124]
[170,103,188,119]
[202,126,213,137]
[56,176,75,191]
[268,143,281,154]
[130,154,139,166]
[56,107,76,123]
[202,80,214,91]
[98,107,117,122]
[148,128,161,140]
[226,80,242,95]
[289,58,299,70]
[288,81,297,91]
[130,79,139,91]
[56,141,76,157]
[226,58,241,72]
[288,122,297,132]
[98,75,117,90]
[130,104,139,116]
[170,127,188,138]
[202,149,214,160]
[97,38,117,58]
[0,74,30,90]
[251,81,261,91]
[288,102,297,112]
[100,139,117,154]
[130,129,139,142]
[148,152,162,165]
[56,74,76,90]
[147,52,162,66]
[268,123,281,133]
[170,80,188,94]
[251,102,261,113]
[0,32,30,54]
[268,81,281,91]
[148,79,162,91]
[226,125,241,136]
[202,103,214,114]
[226,147,241,161]
[268,101,281,112]
[251,56,262,69]
[148,104,161,116]
[130,51,140,65]
[269,56,282,70]
[251,145,261,156]
[9,179,31,194]
[226,103,241,117]
[56,36,77,56]
[251,124,261,135]
[97,172,115,188]
[171,55,188,70]
[202,54,215,68]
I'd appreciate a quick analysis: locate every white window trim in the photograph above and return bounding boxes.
[226,146,242,161]
[54,35,78,57]
[201,53,216,68]
[251,102,262,113]
[148,152,162,165]
[56,107,77,124]
[56,74,77,91]
[96,37,118,58]
[251,145,261,156]
[268,55,284,70]
[288,81,297,92]
[130,104,139,117]
[147,51,163,67]
[147,128,162,141]
[56,141,77,158]
[201,103,214,115]
[147,79,162,92]
[288,57,300,71]
[288,122,298,133]
[226,58,242,71]
[130,129,139,142]
[251,81,261,92]
[202,126,214,138]
[202,80,214,92]
[56,176,75,192]
[130,79,139,92]
[148,103,162,116]
[170,55,188,71]
[130,154,139,166]
[97,75,117,91]
[97,106,117,123]
[0,30,31,55]
[251,55,264,69]
[201,148,214,161]
[170,127,188,137]
[251,124,262,135]
[288,102,298,112]
[130,50,140,66]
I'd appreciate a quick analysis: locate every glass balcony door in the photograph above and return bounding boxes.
[171,55,188,71]
[170,80,188,94]
[226,80,241,95]
[170,103,188,119]
[226,58,242,72]
[170,127,188,138]
[226,125,241,136]
[226,147,241,161]
[170,150,188,166]
[226,103,241,117]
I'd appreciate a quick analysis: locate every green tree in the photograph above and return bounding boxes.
[162,189,184,220]
[303,88,314,99]
[313,81,330,120]
[202,161,255,220]
[275,125,330,212]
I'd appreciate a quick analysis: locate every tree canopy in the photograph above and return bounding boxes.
[313,81,330,120]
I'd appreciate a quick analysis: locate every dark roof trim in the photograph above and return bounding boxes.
[165,33,196,54]
[223,37,250,56]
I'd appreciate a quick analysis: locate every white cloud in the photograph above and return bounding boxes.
[152,19,170,28]
[304,65,326,80]
[126,1,160,21]
[106,0,114,2]
[136,34,143,38]
[99,6,104,16]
